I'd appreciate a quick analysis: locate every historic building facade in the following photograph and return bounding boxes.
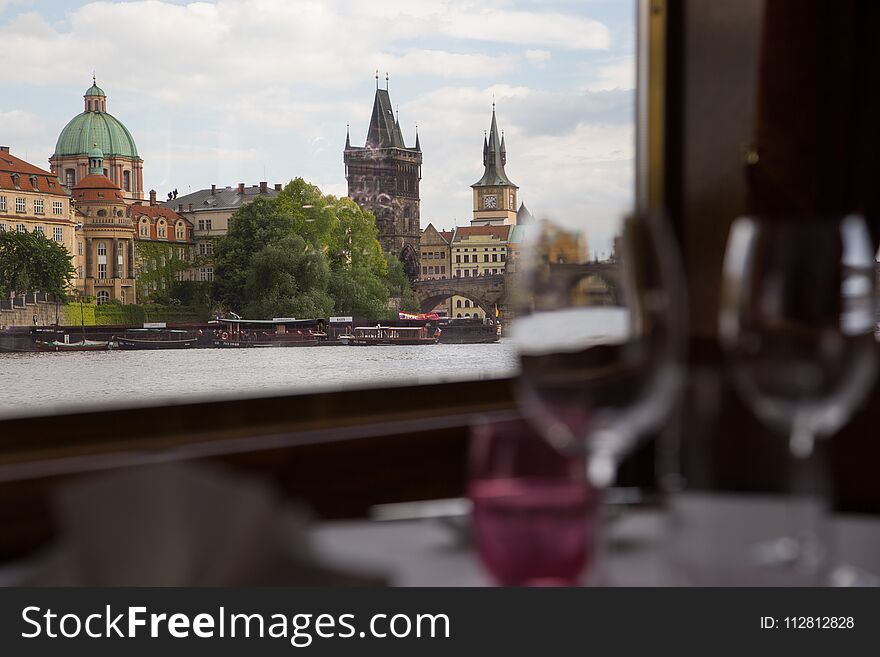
[471,106,518,227]
[161,182,282,282]
[0,148,78,284]
[71,146,136,304]
[131,204,196,301]
[50,78,144,201]
[344,81,422,280]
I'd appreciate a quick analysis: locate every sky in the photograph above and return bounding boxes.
[0,0,634,257]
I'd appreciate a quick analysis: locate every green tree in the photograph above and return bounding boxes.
[134,242,192,303]
[385,253,420,313]
[242,235,334,319]
[213,178,417,320]
[0,230,75,299]
[213,196,293,312]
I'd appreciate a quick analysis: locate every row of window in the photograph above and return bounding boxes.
[0,196,65,215]
[422,251,445,259]
[421,265,446,275]
[138,219,187,240]
[454,269,500,277]
[456,253,505,263]
[197,219,213,231]
[0,223,65,242]
[64,168,132,192]
[454,247,501,251]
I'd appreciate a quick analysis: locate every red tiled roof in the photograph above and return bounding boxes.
[131,204,192,226]
[72,173,125,202]
[73,173,121,191]
[452,225,512,242]
[0,151,68,197]
[439,230,453,242]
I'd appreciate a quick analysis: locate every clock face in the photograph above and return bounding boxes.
[484,195,497,209]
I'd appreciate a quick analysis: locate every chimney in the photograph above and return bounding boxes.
[188,203,193,212]
[211,184,216,195]
[274,183,282,191]
[149,189,157,206]
[237,183,244,194]
[260,181,268,194]
[0,146,9,153]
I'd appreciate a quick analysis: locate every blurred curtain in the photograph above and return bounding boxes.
[748,0,880,247]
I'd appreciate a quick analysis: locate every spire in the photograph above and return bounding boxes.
[414,124,421,151]
[385,71,389,90]
[345,123,351,149]
[375,69,379,89]
[472,104,516,189]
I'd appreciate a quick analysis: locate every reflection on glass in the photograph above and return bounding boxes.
[719,215,878,579]
[512,214,686,488]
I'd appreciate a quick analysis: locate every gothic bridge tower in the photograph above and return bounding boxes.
[344,75,422,280]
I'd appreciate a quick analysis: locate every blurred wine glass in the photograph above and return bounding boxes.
[511,214,687,489]
[719,215,878,578]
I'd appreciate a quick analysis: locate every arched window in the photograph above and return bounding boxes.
[175,222,185,240]
[139,218,149,237]
[97,242,107,256]
[123,171,131,192]
[87,100,92,112]
[96,290,109,305]
[456,313,462,318]
[456,299,462,308]
[464,300,471,308]
[64,169,75,187]
[158,220,166,238]
[97,209,107,217]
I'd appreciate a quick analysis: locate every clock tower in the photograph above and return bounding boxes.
[471,105,518,226]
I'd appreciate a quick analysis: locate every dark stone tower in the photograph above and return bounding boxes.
[344,77,422,280]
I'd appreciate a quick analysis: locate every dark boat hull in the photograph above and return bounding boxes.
[116,337,198,350]
[339,337,438,346]
[212,339,318,348]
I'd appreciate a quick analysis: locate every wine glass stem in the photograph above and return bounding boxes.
[788,432,831,583]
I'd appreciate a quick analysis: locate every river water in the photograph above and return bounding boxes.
[0,341,519,419]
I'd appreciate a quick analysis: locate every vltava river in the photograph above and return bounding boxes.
[0,341,518,419]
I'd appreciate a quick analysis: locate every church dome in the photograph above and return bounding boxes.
[55,111,139,159]
[84,82,106,97]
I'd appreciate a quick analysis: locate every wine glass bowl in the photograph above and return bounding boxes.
[511,214,686,487]
[719,215,878,458]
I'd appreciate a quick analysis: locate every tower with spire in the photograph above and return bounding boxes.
[344,73,423,280]
[471,104,518,226]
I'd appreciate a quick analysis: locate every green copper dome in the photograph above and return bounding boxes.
[84,83,105,97]
[54,111,139,159]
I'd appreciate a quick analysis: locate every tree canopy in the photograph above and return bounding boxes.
[213,178,418,319]
[0,229,75,299]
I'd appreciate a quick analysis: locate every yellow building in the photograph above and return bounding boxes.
[418,223,453,316]
[0,146,78,285]
[71,146,136,304]
[450,225,513,319]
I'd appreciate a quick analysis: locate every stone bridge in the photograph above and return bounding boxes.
[412,262,620,315]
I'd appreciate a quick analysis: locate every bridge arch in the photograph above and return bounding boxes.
[418,290,493,316]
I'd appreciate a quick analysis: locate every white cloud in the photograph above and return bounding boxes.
[438,8,610,51]
[585,56,635,91]
[525,49,551,68]
[1,0,630,253]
